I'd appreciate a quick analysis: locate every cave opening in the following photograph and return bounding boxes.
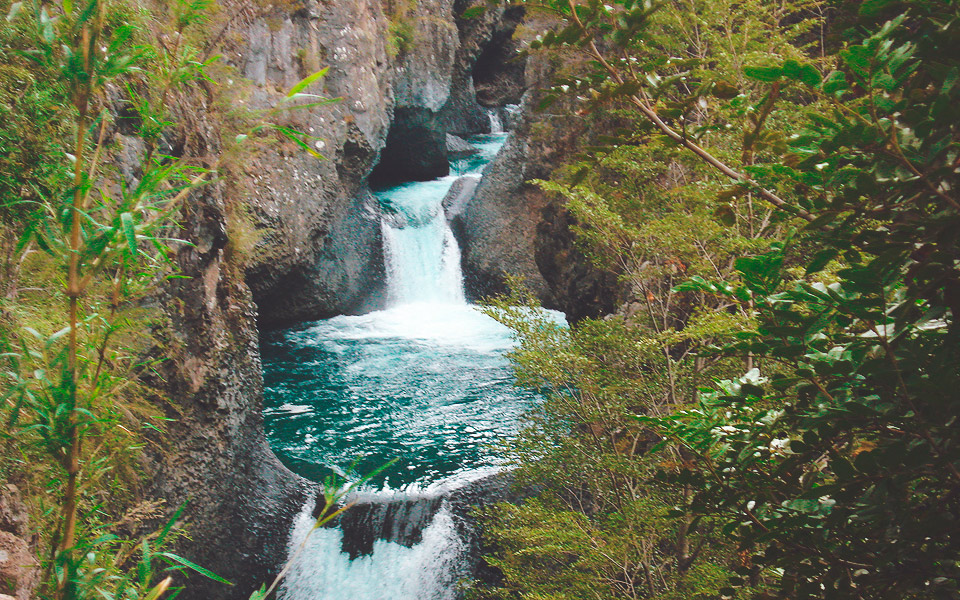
[369,107,450,186]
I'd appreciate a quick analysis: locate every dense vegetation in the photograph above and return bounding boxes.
[2,0,957,599]
[476,1,960,599]
[0,0,338,598]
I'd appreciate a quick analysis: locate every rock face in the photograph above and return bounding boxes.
[370,106,450,182]
[146,173,311,600]
[240,0,523,328]
[458,51,620,317]
[446,134,479,158]
[437,2,524,135]
[0,486,38,600]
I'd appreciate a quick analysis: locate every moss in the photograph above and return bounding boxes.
[383,0,418,58]
[223,201,264,268]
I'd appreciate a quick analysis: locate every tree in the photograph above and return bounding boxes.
[479,0,960,598]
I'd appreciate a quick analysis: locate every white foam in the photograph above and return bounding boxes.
[278,503,467,600]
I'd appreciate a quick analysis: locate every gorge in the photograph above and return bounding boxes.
[263,132,564,599]
[3,1,957,599]
[138,2,605,599]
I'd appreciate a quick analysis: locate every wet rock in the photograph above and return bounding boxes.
[446,134,479,158]
[142,176,311,600]
[442,175,480,252]
[337,496,445,559]
[502,103,522,130]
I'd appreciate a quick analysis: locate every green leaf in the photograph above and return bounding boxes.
[841,45,873,79]
[248,584,269,600]
[156,503,187,546]
[286,67,329,98]
[743,65,783,82]
[274,126,325,160]
[805,249,839,275]
[120,212,138,256]
[821,70,848,96]
[158,552,232,585]
[781,60,820,87]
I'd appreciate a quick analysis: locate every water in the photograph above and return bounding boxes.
[260,302,546,487]
[263,131,564,599]
[486,109,503,134]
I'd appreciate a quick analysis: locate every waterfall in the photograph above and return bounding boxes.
[268,134,529,600]
[376,176,466,306]
[279,500,467,600]
[486,108,504,134]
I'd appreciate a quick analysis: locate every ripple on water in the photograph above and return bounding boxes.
[262,302,565,488]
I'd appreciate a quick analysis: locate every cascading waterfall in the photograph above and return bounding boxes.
[262,131,566,600]
[279,496,467,600]
[378,178,465,306]
[486,108,504,134]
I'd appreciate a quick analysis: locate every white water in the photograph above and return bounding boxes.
[280,501,467,600]
[380,175,466,306]
[486,109,504,134]
[272,132,565,600]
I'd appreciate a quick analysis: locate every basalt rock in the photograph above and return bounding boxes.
[446,134,479,158]
[471,6,526,108]
[0,486,37,600]
[458,45,621,318]
[438,2,525,136]
[145,177,311,600]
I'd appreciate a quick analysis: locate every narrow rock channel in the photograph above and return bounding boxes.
[260,133,564,598]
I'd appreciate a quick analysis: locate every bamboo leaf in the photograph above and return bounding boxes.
[120,212,138,256]
[158,552,232,584]
[156,503,187,546]
[286,67,329,98]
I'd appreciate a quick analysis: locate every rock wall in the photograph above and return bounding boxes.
[459,89,619,318]
[238,0,535,328]
[457,26,621,319]
[0,485,38,600]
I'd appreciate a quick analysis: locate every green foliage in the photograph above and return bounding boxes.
[476,496,734,600]
[0,1,337,599]
[383,0,417,57]
[481,0,960,598]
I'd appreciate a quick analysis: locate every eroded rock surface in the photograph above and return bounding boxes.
[0,486,37,600]
[458,60,620,317]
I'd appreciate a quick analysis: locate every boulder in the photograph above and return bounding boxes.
[0,486,28,539]
[446,134,479,158]
[0,532,38,600]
